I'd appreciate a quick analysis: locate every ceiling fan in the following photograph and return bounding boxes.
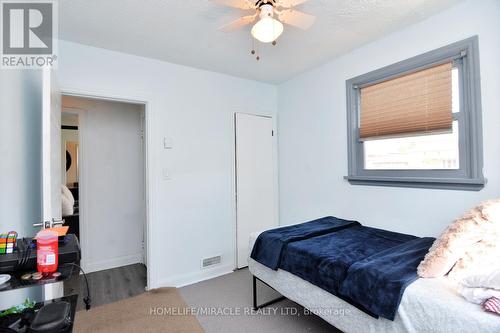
[211,0,316,44]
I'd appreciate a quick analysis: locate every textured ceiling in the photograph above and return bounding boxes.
[59,0,463,83]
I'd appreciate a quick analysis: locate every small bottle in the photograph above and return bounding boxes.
[36,230,59,275]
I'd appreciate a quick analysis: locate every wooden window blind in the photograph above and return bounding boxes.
[359,62,453,140]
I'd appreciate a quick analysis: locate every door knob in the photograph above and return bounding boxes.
[33,219,65,229]
[52,218,65,226]
[33,221,51,228]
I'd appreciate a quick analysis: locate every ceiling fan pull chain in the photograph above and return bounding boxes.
[251,34,256,56]
[256,38,260,61]
[256,39,260,61]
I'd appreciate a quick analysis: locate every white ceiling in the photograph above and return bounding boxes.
[59,0,463,83]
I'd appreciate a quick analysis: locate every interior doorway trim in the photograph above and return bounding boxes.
[60,87,155,290]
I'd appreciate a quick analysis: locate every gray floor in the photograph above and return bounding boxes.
[64,263,147,310]
[180,268,341,333]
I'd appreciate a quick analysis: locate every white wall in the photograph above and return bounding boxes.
[277,0,500,237]
[62,96,145,273]
[58,41,277,287]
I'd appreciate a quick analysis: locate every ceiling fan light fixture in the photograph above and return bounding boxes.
[251,17,284,43]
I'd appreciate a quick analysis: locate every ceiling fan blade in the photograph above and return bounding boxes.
[277,0,311,8]
[210,0,254,10]
[218,14,257,32]
[278,9,316,30]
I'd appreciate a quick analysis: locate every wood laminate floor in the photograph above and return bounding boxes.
[64,263,147,310]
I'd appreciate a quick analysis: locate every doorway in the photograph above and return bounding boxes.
[234,113,278,269]
[60,95,148,305]
[60,95,147,272]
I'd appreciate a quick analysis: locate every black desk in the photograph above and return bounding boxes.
[0,234,81,332]
[0,294,78,333]
[0,264,75,293]
[0,234,80,293]
[0,235,81,274]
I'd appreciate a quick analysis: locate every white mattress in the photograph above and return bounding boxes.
[248,232,500,333]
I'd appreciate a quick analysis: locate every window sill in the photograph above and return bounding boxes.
[344,176,486,191]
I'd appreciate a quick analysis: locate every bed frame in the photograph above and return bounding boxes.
[248,234,498,333]
[252,275,286,310]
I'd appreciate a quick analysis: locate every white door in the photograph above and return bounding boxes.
[41,67,62,227]
[235,113,277,268]
[40,67,63,299]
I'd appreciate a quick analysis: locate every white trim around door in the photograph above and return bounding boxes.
[60,87,156,290]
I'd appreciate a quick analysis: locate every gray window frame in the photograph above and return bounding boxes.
[345,36,485,191]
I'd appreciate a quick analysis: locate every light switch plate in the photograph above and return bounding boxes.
[163,137,173,149]
[162,168,171,180]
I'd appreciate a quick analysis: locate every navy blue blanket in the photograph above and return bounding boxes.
[250,216,360,270]
[250,217,434,320]
[339,236,435,320]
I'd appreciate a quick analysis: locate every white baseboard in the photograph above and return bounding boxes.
[155,264,234,288]
[84,253,143,273]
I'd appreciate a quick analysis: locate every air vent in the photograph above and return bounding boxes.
[202,255,222,268]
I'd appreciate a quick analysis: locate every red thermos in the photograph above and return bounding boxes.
[36,229,59,274]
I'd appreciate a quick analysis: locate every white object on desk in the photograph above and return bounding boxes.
[0,274,11,285]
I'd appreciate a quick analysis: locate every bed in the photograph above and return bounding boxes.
[248,220,500,333]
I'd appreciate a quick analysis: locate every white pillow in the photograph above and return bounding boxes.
[61,185,75,216]
[458,269,500,304]
[458,286,500,304]
[461,268,500,290]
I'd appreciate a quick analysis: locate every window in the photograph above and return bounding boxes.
[364,121,459,170]
[346,37,484,190]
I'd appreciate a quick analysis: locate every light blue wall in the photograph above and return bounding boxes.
[277,0,500,237]
[58,40,278,288]
[0,70,42,237]
[0,70,44,308]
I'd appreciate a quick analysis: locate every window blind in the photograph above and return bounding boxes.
[359,62,453,140]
